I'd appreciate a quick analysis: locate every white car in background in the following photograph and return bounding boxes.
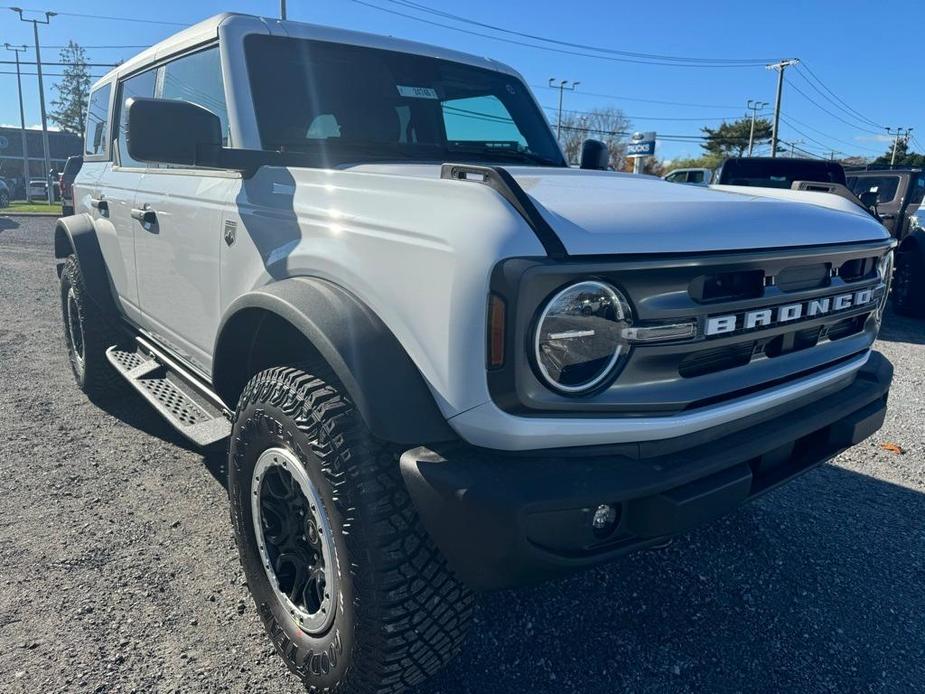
[663,167,713,186]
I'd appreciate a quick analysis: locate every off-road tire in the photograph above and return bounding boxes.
[892,245,925,318]
[229,365,475,693]
[59,255,125,397]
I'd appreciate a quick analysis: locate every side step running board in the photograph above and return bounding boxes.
[106,337,231,447]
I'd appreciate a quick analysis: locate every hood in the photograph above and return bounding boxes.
[346,164,890,255]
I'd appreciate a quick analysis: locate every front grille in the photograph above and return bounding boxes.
[489,240,891,416]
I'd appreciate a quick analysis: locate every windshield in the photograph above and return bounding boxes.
[244,35,565,168]
[847,175,900,204]
[717,159,846,188]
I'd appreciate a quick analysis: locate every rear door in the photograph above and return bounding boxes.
[132,46,234,373]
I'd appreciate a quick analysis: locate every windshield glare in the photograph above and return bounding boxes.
[244,35,565,168]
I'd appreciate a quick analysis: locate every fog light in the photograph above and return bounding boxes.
[591,504,618,536]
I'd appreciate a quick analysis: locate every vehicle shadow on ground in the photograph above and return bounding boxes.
[418,464,925,693]
[0,217,20,232]
[89,389,229,488]
[877,306,925,346]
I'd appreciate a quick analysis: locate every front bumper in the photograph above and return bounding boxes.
[400,351,892,590]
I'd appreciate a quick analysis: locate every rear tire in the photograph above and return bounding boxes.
[59,256,125,397]
[892,245,925,318]
[229,365,474,693]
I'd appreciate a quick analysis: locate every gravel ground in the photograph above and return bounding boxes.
[1,214,923,693]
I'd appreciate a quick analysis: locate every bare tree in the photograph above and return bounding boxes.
[557,107,630,168]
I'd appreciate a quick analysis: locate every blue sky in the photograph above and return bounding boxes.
[1,0,921,161]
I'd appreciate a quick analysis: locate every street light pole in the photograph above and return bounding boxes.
[548,78,579,142]
[280,0,287,19]
[5,43,31,203]
[12,7,56,205]
[766,58,799,159]
[746,99,769,157]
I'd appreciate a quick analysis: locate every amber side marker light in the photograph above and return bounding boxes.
[487,294,506,368]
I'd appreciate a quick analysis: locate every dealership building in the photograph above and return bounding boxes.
[0,125,82,183]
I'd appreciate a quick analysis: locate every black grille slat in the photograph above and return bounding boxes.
[679,342,754,378]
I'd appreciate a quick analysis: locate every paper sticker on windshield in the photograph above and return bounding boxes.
[397,85,438,99]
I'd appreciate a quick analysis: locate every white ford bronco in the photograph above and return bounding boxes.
[57,13,895,692]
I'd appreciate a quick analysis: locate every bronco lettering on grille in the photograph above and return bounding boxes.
[704,288,876,337]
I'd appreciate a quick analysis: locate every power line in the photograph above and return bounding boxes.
[0,59,118,66]
[778,112,883,154]
[542,105,746,122]
[787,79,883,135]
[1,6,186,26]
[797,62,884,130]
[791,67,884,134]
[350,0,779,68]
[530,84,745,110]
[380,0,775,65]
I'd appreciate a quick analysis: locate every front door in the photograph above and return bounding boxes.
[132,45,233,373]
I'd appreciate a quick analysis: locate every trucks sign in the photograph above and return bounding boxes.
[626,131,656,158]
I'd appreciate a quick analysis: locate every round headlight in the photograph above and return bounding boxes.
[533,280,632,394]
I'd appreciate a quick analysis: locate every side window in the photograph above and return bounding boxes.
[84,83,112,157]
[160,47,229,146]
[688,170,705,184]
[910,176,925,206]
[117,69,158,168]
[665,172,681,183]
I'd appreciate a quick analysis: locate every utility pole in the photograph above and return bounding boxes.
[787,140,805,158]
[280,0,287,19]
[12,7,57,205]
[766,58,799,159]
[5,43,31,202]
[746,99,768,157]
[548,78,579,142]
[825,150,842,161]
[886,127,912,166]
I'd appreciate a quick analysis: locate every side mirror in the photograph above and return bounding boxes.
[126,97,222,167]
[580,139,609,170]
[858,190,879,212]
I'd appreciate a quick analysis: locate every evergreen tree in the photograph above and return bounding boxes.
[701,115,773,158]
[50,42,91,135]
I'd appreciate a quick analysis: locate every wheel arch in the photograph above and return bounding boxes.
[212,277,456,446]
[54,213,120,318]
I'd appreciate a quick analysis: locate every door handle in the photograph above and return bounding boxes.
[90,196,108,213]
[130,206,157,225]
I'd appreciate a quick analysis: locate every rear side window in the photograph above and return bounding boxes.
[849,175,900,204]
[84,83,112,157]
[687,170,705,184]
[910,176,925,205]
[160,47,229,146]
[117,69,158,168]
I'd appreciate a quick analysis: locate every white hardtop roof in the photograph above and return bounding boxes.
[94,12,520,89]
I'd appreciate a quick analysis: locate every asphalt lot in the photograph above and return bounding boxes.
[0,213,923,693]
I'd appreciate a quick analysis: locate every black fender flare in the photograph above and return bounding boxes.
[54,213,120,318]
[212,277,456,446]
